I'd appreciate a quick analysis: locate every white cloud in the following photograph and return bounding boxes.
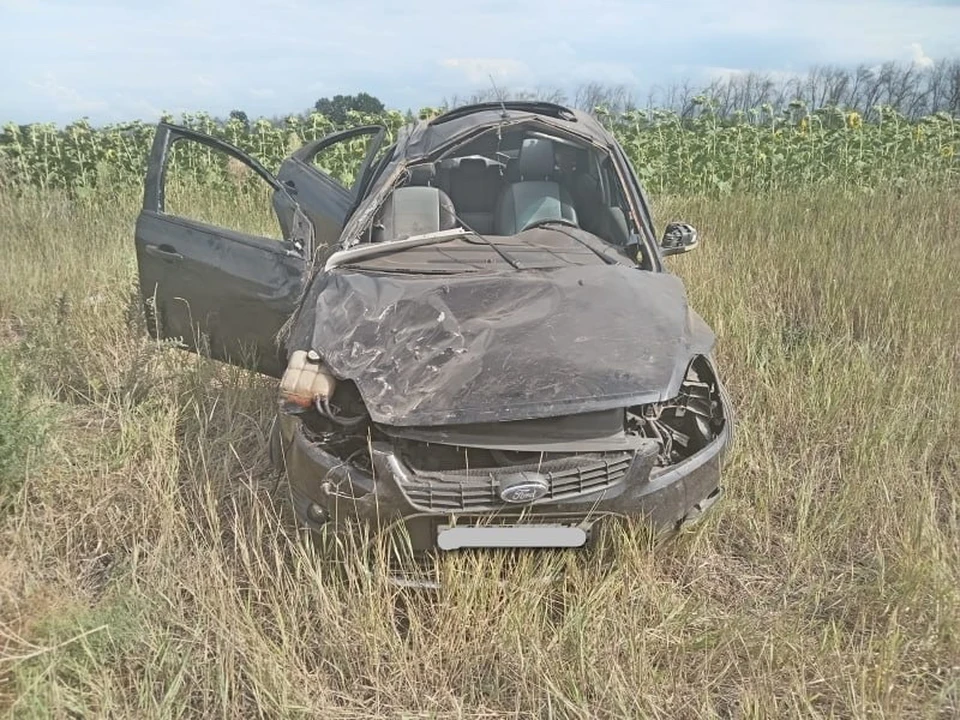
[26,72,107,115]
[570,62,640,86]
[112,97,166,123]
[703,66,748,81]
[702,65,803,83]
[439,58,530,85]
[3,0,960,124]
[907,41,934,68]
[0,0,39,9]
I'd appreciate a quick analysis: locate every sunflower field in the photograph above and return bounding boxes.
[1,101,957,197]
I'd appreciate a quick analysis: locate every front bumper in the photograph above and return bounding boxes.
[279,409,733,553]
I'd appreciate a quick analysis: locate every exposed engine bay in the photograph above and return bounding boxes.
[280,348,726,478]
[627,355,726,467]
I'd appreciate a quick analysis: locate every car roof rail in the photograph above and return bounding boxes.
[429,101,578,125]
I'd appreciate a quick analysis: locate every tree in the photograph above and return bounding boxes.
[228,109,249,127]
[313,92,385,123]
[640,59,960,121]
[573,82,633,116]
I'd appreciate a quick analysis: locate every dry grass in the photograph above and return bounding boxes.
[0,184,958,719]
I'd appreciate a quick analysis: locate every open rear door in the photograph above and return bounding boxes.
[275,124,386,248]
[135,123,315,378]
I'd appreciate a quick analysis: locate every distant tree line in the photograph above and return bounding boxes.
[191,59,960,133]
[647,59,960,121]
[6,58,959,143]
[210,59,960,133]
[439,59,960,122]
[313,92,385,123]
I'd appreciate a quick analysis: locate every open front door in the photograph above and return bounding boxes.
[135,123,315,378]
[275,124,386,249]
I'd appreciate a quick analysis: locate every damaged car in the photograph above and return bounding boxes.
[134,101,734,558]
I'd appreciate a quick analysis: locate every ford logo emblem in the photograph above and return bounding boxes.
[498,472,549,504]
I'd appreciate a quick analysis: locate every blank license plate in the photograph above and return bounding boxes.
[436,524,587,551]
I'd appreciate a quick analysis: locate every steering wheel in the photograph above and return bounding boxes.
[520,217,580,232]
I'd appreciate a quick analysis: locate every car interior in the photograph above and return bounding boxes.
[368,128,636,249]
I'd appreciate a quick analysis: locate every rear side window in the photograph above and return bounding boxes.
[162,137,284,241]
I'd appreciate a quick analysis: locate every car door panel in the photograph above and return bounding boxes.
[275,125,386,248]
[135,123,314,378]
[274,161,352,251]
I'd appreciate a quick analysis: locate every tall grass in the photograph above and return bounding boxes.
[0,350,46,511]
[0,185,957,718]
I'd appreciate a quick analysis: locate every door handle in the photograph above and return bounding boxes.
[144,243,183,261]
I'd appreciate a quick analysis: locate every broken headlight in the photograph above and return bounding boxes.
[626,355,725,466]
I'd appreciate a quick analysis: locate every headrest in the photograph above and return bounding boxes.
[517,138,555,180]
[406,163,436,186]
[458,157,488,175]
[372,186,457,242]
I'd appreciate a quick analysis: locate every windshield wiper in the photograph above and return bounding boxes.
[326,225,529,272]
[324,228,469,270]
[462,233,525,269]
[532,222,622,266]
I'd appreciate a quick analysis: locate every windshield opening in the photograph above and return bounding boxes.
[356,121,649,265]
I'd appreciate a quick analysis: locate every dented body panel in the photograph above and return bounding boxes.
[306,263,713,426]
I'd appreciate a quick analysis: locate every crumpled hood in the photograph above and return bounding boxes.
[309,264,714,427]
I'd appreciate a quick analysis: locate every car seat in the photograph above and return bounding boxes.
[493,138,578,235]
[371,186,459,242]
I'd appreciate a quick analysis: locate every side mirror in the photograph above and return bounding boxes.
[660,222,699,256]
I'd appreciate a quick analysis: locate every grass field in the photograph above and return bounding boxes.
[0,184,958,718]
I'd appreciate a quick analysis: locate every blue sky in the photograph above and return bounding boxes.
[1,0,959,125]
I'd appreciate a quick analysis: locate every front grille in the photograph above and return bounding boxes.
[397,453,633,512]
